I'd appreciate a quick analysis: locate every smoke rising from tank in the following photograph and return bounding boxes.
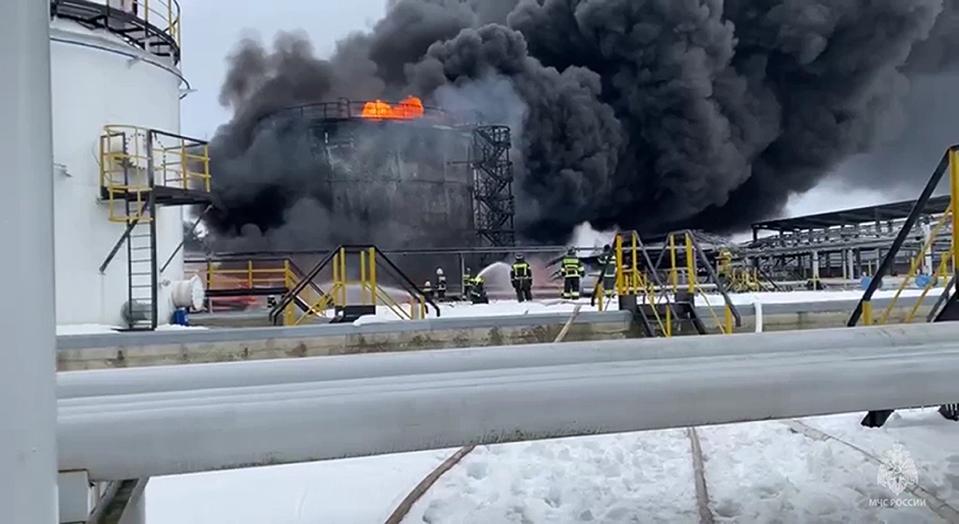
[206,0,959,248]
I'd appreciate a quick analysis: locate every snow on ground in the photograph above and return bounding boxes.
[144,297,956,522]
[146,410,957,523]
[56,324,120,335]
[56,324,208,335]
[147,450,451,524]
[700,420,935,523]
[405,431,698,524]
[356,288,936,327]
[806,409,959,507]
[696,288,933,307]
[353,300,606,326]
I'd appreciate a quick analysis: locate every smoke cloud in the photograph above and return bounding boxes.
[206,0,959,250]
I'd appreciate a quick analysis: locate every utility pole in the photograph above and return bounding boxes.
[0,0,58,521]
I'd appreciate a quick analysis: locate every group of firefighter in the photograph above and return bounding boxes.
[423,245,619,304]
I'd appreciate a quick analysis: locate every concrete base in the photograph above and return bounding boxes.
[57,297,942,371]
[57,311,637,371]
[698,295,933,333]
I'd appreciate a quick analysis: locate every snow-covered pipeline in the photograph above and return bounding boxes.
[57,322,959,480]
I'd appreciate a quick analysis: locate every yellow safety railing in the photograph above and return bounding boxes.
[607,231,674,336]
[876,204,953,325]
[156,134,211,193]
[99,125,212,222]
[106,0,182,50]
[614,231,645,296]
[664,231,736,335]
[287,247,431,326]
[100,126,150,223]
[640,274,672,337]
[856,147,959,327]
[204,260,294,290]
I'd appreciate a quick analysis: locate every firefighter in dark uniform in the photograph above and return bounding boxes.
[462,267,473,301]
[435,268,448,300]
[598,244,617,297]
[469,275,489,304]
[422,280,434,301]
[561,248,585,300]
[510,254,533,302]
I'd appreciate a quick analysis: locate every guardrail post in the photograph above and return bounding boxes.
[863,301,873,326]
[685,232,697,294]
[360,250,368,304]
[369,247,378,305]
[951,149,959,278]
[616,233,627,296]
[665,305,672,337]
[339,248,347,306]
[669,233,679,294]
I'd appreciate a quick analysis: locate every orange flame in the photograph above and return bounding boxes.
[361,96,425,120]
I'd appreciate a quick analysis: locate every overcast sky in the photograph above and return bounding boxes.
[178,0,385,140]
[173,0,940,221]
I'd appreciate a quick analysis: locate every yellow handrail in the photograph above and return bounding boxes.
[696,291,730,335]
[878,205,951,324]
[684,232,697,294]
[905,252,953,323]
[949,149,959,276]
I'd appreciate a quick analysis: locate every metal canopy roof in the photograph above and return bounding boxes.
[753,194,951,233]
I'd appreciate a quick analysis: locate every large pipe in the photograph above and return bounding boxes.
[0,1,59,521]
[58,326,959,481]
[58,322,959,399]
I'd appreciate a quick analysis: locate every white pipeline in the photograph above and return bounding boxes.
[754,300,764,333]
[59,322,959,399]
[57,324,959,481]
[1,1,59,521]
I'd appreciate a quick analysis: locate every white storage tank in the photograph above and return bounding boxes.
[50,0,206,329]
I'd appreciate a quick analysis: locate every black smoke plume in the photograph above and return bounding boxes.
[206,0,958,249]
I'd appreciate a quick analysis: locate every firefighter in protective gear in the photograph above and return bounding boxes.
[435,268,448,300]
[469,275,489,304]
[561,248,585,300]
[510,254,533,302]
[462,267,473,301]
[423,280,434,300]
[597,244,617,297]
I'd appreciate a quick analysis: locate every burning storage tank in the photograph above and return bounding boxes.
[213,97,478,253]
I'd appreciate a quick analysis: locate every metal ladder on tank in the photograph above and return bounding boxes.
[99,132,159,331]
[124,196,158,331]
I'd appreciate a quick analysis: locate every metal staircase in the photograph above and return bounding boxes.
[99,126,213,330]
[847,146,959,427]
[269,246,441,326]
[471,126,516,250]
[594,231,740,338]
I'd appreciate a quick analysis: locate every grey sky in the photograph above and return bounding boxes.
[178,0,385,139]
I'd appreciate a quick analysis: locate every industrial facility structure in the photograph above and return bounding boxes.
[748,195,953,284]
[6,1,959,523]
[49,0,205,330]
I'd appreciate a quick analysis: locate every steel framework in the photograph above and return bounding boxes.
[471,125,516,248]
